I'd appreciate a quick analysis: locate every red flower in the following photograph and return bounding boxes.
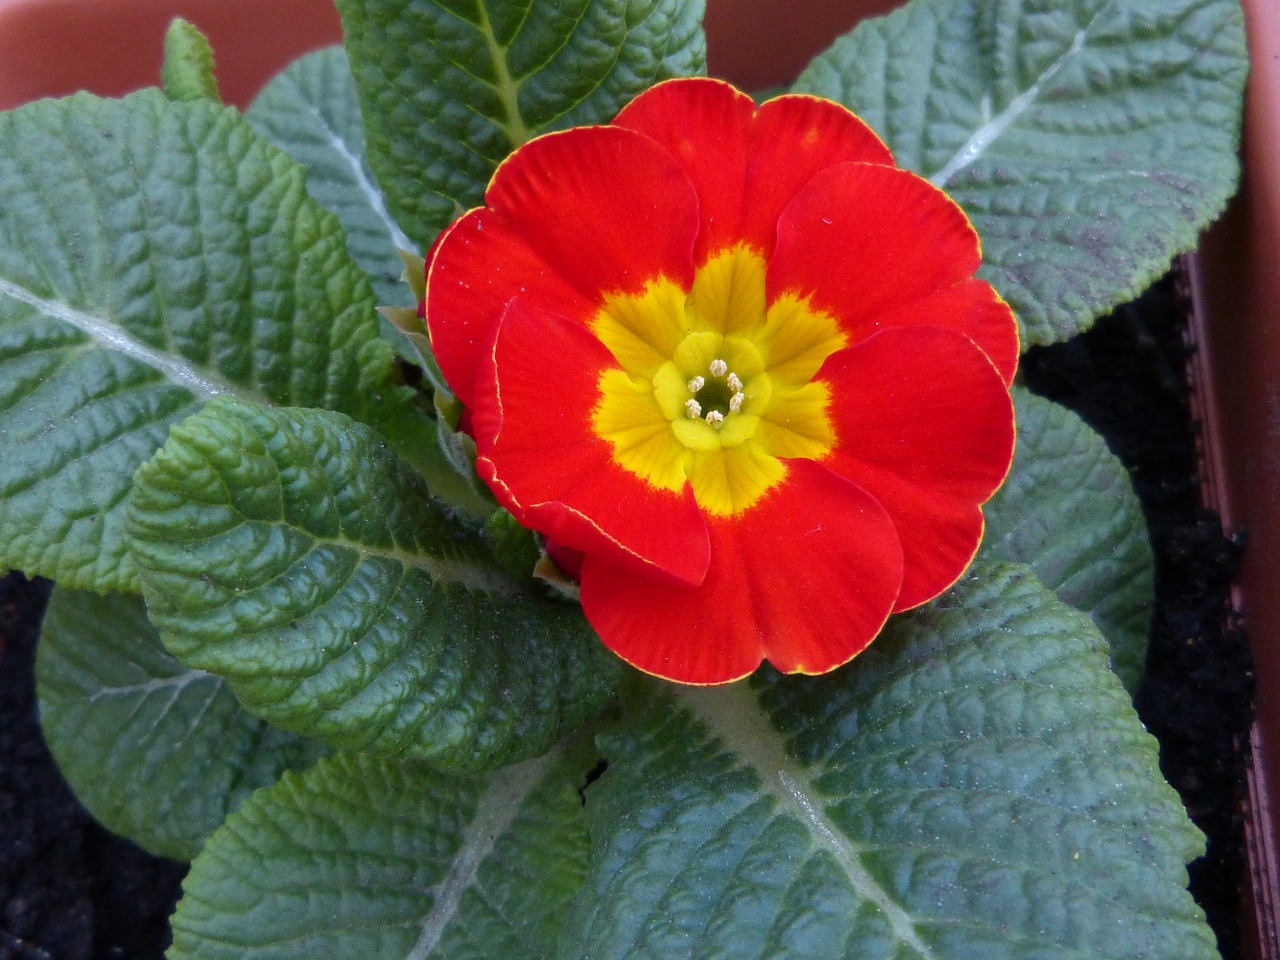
[423,78,1018,685]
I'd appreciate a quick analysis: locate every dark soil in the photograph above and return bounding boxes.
[0,576,186,960]
[1020,272,1253,960]
[0,270,1253,959]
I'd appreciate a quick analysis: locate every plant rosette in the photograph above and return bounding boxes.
[0,1,1248,958]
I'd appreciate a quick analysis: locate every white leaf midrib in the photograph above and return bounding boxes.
[86,666,215,703]
[405,750,555,960]
[929,6,1108,188]
[677,683,939,960]
[0,276,269,405]
[296,94,418,254]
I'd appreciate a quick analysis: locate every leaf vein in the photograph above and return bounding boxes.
[287,81,417,255]
[676,684,940,960]
[406,750,554,960]
[474,0,532,147]
[0,277,263,403]
[86,667,214,703]
[930,3,1110,187]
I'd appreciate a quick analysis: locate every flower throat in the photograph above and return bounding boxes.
[685,359,745,428]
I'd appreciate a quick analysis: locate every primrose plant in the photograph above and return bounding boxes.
[0,0,1247,956]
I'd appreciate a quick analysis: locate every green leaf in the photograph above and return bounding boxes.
[431,402,499,513]
[335,0,707,246]
[127,396,619,769]
[484,508,542,582]
[981,388,1153,691]
[162,18,222,104]
[245,47,415,310]
[35,588,327,861]
[563,563,1213,960]
[169,743,595,960]
[0,89,414,591]
[794,0,1247,347]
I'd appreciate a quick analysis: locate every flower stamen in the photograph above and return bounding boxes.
[684,356,749,428]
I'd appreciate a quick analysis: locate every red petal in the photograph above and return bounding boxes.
[856,278,1019,386]
[425,210,595,406]
[426,124,702,406]
[485,124,700,300]
[818,327,1016,610]
[829,463,987,613]
[740,94,893,256]
[768,162,995,348]
[474,301,709,587]
[614,77,756,264]
[580,459,903,684]
[544,540,584,581]
[615,80,895,265]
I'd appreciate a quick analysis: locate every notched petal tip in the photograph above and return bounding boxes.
[818,326,1016,612]
[483,123,701,298]
[615,75,756,125]
[580,462,903,685]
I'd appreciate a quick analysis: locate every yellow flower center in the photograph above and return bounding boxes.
[590,245,845,517]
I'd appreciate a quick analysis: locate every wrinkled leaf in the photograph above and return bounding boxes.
[169,742,595,959]
[563,563,1213,959]
[0,90,414,591]
[796,0,1247,346]
[982,388,1153,690]
[245,50,507,516]
[161,18,222,104]
[127,396,619,769]
[246,47,415,309]
[335,0,707,245]
[36,588,327,861]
